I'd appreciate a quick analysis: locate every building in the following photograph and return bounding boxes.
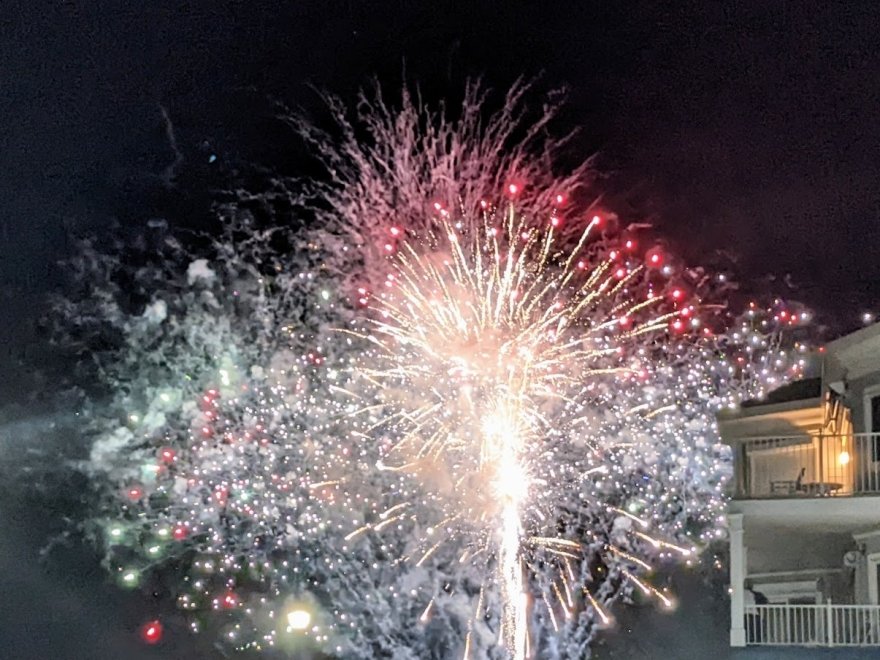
[721,322,880,651]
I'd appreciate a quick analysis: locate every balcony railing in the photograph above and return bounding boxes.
[735,432,880,498]
[745,603,880,647]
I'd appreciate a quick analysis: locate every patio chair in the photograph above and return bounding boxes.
[769,467,807,495]
[794,466,807,492]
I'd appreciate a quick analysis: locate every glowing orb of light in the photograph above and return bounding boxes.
[286,608,311,631]
[140,620,163,644]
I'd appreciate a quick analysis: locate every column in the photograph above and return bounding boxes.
[729,512,746,647]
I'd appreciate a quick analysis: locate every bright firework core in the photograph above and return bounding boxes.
[483,404,529,498]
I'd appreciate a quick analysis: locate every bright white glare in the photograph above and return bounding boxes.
[287,609,311,631]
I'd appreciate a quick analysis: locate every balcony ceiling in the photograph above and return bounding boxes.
[733,498,880,572]
[731,496,880,533]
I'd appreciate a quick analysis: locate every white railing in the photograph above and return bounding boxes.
[736,433,880,498]
[745,603,880,646]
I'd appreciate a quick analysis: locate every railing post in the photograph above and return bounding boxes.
[826,599,834,647]
[864,433,880,491]
[855,434,861,493]
[729,513,746,646]
[873,604,880,645]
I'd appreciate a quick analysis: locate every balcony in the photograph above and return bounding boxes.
[732,433,880,499]
[745,603,880,647]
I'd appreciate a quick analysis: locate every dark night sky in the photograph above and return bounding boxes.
[2,1,880,349]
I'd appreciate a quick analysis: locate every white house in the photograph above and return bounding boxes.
[720,322,880,650]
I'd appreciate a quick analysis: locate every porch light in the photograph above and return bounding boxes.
[838,451,850,466]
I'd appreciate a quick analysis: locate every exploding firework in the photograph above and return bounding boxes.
[344,196,805,658]
[69,80,813,657]
[74,190,808,659]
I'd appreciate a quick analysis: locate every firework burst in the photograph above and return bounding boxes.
[342,195,797,658]
[77,193,806,658]
[73,82,812,658]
